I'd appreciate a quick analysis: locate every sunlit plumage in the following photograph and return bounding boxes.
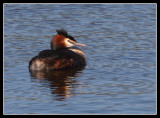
[29,29,86,71]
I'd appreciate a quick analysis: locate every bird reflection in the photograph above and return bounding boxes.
[29,68,84,101]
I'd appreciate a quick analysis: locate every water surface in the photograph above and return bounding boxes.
[4,4,156,114]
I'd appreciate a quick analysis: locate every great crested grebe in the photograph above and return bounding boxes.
[29,29,87,71]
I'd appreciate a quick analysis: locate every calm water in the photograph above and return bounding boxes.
[4,4,156,114]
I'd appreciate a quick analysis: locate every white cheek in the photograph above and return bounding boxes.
[65,38,74,47]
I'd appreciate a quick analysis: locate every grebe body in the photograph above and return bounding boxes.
[29,29,86,71]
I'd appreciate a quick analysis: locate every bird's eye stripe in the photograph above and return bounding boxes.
[68,40,74,44]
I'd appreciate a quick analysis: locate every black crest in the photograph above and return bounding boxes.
[56,29,76,42]
[56,29,68,37]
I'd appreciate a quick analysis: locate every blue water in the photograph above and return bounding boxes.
[4,4,156,114]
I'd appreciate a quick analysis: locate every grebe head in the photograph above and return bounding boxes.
[50,29,86,50]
